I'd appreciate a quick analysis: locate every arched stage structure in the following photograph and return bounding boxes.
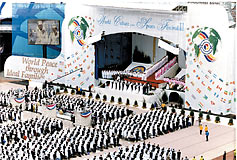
[2,1,236,115]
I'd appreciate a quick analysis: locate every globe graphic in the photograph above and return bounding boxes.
[192,27,221,62]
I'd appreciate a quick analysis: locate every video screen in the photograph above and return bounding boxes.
[28,19,60,45]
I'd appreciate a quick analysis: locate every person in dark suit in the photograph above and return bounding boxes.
[206,130,209,141]
[223,151,226,160]
[177,149,181,160]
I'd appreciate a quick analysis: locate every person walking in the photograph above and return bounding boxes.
[200,156,204,160]
[192,156,196,160]
[191,116,195,126]
[205,130,209,141]
[204,125,208,133]
[223,151,226,160]
[199,124,203,135]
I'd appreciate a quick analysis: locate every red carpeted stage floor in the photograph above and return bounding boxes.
[124,71,165,88]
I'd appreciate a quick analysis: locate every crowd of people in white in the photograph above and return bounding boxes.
[0,124,120,160]
[0,105,22,123]
[106,80,152,95]
[97,109,193,141]
[0,87,188,159]
[89,142,188,160]
[90,101,133,127]
[51,94,134,126]
[0,116,63,145]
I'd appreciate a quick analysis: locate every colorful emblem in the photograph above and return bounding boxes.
[192,27,221,62]
[68,17,90,46]
[130,66,146,73]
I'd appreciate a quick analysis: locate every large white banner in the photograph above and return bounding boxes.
[185,4,236,115]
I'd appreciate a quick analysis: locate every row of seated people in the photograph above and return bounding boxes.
[0,116,63,145]
[89,142,188,160]
[0,125,120,160]
[101,70,144,79]
[90,101,133,127]
[0,88,56,108]
[97,109,193,141]
[51,94,88,112]
[25,88,56,103]
[0,105,22,123]
[106,80,152,95]
[0,92,11,106]
[52,95,133,126]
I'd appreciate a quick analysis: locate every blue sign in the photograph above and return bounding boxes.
[12,3,65,59]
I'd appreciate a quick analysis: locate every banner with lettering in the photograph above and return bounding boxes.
[82,6,186,50]
[5,56,64,82]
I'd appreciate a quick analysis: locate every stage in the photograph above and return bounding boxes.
[94,79,185,108]
[94,84,159,108]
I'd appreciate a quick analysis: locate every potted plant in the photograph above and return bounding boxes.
[215,116,220,123]
[150,103,155,110]
[181,108,185,115]
[228,118,234,126]
[163,105,167,112]
[95,94,100,100]
[118,97,122,104]
[71,89,75,95]
[64,88,68,93]
[60,86,64,91]
[103,95,107,101]
[190,110,194,117]
[126,99,130,106]
[133,100,138,107]
[56,88,60,94]
[110,96,114,103]
[88,92,93,99]
[171,107,176,114]
[142,100,146,109]
[199,111,203,120]
[161,91,168,104]
[206,114,211,121]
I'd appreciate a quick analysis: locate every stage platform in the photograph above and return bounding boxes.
[124,76,165,88]
[94,85,160,108]
[95,79,185,107]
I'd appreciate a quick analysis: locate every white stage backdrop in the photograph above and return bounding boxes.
[3,2,236,114]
